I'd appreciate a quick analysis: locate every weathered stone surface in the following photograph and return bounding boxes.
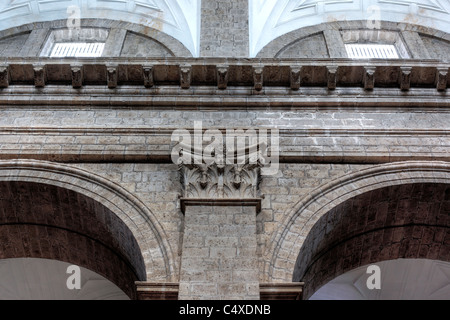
[200,0,249,57]
[120,32,174,58]
[0,8,448,301]
[276,33,329,59]
[178,205,259,300]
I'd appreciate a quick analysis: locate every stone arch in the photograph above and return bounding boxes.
[262,161,450,283]
[296,182,450,299]
[0,19,192,57]
[255,20,450,59]
[0,159,177,285]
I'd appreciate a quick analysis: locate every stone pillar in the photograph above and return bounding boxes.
[179,202,260,300]
[19,29,50,57]
[178,162,262,300]
[200,0,249,57]
[102,28,128,57]
[323,30,347,58]
[401,31,431,59]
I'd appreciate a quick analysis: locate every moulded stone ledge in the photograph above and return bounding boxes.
[135,281,304,300]
[180,198,262,215]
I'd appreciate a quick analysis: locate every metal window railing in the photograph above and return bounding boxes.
[50,43,105,58]
[345,44,399,59]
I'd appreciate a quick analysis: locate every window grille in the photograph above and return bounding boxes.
[345,44,399,59]
[50,42,105,58]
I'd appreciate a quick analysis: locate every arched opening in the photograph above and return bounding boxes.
[294,183,450,300]
[310,259,450,300]
[0,180,147,299]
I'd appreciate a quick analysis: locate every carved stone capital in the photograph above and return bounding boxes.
[179,161,261,200]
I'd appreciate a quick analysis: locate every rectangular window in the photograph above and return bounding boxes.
[345,44,399,59]
[50,42,105,58]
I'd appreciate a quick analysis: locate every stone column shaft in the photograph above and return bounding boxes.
[179,204,259,300]
[177,159,262,300]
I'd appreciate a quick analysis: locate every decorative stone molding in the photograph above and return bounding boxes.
[253,67,264,91]
[217,65,229,90]
[179,198,262,215]
[179,64,192,89]
[143,65,154,88]
[107,65,118,89]
[327,66,338,90]
[179,161,261,200]
[259,283,304,300]
[400,67,412,91]
[0,65,9,88]
[135,282,304,300]
[364,67,376,91]
[135,282,179,300]
[1,58,448,94]
[436,68,448,91]
[33,65,46,88]
[178,147,264,214]
[71,65,83,88]
[290,66,302,90]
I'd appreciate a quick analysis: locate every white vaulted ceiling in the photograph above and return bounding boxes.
[0,1,449,58]
[0,0,201,56]
[0,258,129,300]
[310,259,450,300]
[250,0,450,57]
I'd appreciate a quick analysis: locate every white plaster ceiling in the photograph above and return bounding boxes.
[0,1,448,58]
[310,259,450,300]
[0,0,201,56]
[0,258,129,300]
[250,0,450,57]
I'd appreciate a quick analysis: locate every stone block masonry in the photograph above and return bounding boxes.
[200,0,249,57]
[0,4,448,300]
[179,205,260,300]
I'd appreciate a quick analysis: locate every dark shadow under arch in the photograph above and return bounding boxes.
[0,181,147,299]
[294,183,450,299]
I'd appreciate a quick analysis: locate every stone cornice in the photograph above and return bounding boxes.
[177,147,264,213]
[0,58,447,94]
[1,127,448,136]
[0,127,447,164]
[0,87,447,108]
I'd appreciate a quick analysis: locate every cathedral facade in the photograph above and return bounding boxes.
[0,0,449,300]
